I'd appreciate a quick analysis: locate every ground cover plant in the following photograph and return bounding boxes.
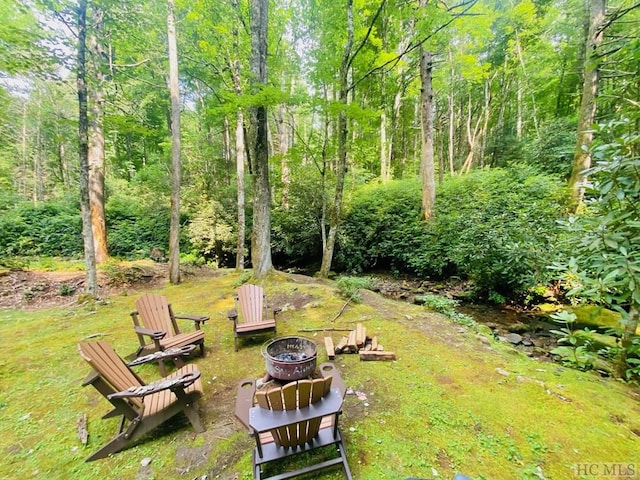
[1,264,639,480]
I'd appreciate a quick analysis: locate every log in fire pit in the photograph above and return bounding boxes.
[262,336,317,381]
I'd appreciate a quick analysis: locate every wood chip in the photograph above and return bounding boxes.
[77,413,88,445]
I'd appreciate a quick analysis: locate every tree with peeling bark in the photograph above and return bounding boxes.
[87,5,108,264]
[568,0,606,208]
[249,0,273,279]
[233,0,246,273]
[167,0,182,285]
[76,0,98,296]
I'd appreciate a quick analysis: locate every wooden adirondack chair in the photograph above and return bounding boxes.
[228,284,280,351]
[78,340,205,462]
[131,293,209,373]
[234,363,353,480]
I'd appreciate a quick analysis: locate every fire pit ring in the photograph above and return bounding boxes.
[262,336,317,381]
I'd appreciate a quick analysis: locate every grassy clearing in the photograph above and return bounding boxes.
[1,267,639,480]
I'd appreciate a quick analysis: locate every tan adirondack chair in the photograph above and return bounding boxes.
[131,293,208,373]
[234,363,352,480]
[227,284,279,351]
[78,341,205,462]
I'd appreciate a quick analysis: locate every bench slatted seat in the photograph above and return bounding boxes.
[78,340,205,462]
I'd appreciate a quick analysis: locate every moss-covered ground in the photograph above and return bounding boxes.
[1,266,638,480]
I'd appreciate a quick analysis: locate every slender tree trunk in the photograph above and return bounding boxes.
[461,92,484,174]
[77,0,97,296]
[167,0,182,284]
[232,0,246,272]
[34,104,42,202]
[479,74,494,167]
[250,0,273,278]
[380,108,390,182]
[235,110,246,272]
[514,30,540,138]
[419,48,435,220]
[223,115,231,178]
[569,0,606,208]
[319,83,330,256]
[319,0,353,278]
[391,84,403,176]
[88,7,108,263]
[20,103,28,198]
[278,74,291,207]
[380,70,391,183]
[516,78,523,141]
[448,50,455,174]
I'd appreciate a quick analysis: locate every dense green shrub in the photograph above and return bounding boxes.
[0,194,177,260]
[435,166,571,296]
[185,199,236,266]
[336,165,571,297]
[105,195,174,258]
[0,201,82,256]
[270,169,325,267]
[523,118,576,178]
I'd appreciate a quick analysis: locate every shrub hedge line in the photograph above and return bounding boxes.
[0,165,570,298]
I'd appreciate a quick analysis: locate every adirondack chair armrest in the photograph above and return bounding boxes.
[227,309,238,321]
[134,325,166,340]
[108,371,201,399]
[127,345,197,367]
[234,378,257,431]
[174,314,209,329]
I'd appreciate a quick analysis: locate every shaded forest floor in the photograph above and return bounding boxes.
[1,263,639,480]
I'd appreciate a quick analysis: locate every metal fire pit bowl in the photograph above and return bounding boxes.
[262,336,318,381]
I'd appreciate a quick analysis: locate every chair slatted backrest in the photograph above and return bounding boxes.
[135,293,175,337]
[237,284,267,325]
[254,376,333,447]
[78,341,145,409]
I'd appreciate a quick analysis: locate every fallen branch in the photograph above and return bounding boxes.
[298,327,353,332]
[332,298,351,322]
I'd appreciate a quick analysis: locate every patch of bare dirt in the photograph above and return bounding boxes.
[0,263,174,310]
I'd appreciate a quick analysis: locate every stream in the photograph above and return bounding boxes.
[369,275,562,359]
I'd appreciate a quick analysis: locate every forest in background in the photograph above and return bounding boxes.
[0,0,639,378]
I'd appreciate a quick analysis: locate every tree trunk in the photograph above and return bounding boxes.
[569,0,606,208]
[235,110,246,272]
[319,0,353,278]
[88,6,108,264]
[618,304,640,377]
[514,30,540,139]
[76,0,98,296]
[278,74,291,207]
[250,0,273,278]
[448,49,455,174]
[419,48,436,220]
[167,0,182,285]
[232,0,246,272]
[380,108,390,182]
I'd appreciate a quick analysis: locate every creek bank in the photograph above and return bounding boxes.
[368,274,560,359]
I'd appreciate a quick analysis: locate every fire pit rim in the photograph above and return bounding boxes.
[261,335,318,381]
[261,335,317,361]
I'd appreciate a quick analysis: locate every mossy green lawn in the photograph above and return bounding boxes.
[1,268,638,480]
